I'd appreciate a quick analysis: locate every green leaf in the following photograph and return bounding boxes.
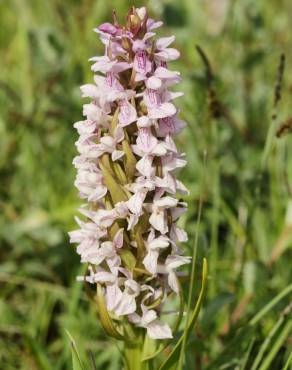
[109,108,119,135]
[112,162,128,185]
[99,157,128,204]
[119,249,137,272]
[122,138,137,181]
[158,258,208,370]
[96,284,124,340]
[65,330,85,370]
[133,220,149,265]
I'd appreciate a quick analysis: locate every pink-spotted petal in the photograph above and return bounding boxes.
[119,100,137,126]
[148,102,177,119]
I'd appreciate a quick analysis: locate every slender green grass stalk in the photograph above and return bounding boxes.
[240,337,255,370]
[249,283,292,326]
[65,330,85,370]
[282,350,292,370]
[258,320,292,370]
[250,315,285,370]
[178,152,206,369]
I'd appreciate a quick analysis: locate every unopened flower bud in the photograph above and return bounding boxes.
[121,37,132,52]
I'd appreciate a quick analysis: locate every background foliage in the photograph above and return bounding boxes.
[0,0,292,369]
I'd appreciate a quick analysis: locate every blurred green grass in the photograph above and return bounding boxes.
[0,0,292,369]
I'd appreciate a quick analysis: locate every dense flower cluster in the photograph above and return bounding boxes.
[69,7,190,339]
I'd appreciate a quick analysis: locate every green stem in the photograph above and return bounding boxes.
[124,335,153,370]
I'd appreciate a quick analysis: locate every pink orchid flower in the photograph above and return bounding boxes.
[129,290,172,339]
[113,279,141,316]
[146,18,163,32]
[126,176,155,214]
[132,127,167,178]
[156,113,186,137]
[154,172,189,196]
[93,201,129,228]
[129,308,172,339]
[87,228,124,266]
[157,255,191,293]
[89,56,131,74]
[133,127,166,157]
[154,36,180,63]
[74,166,107,202]
[145,194,178,234]
[82,102,110,126]
[94,125,125,161]
[145,67,181,90]
[74,119,99,137]
[170,224,188,243]
[133,49,152,77]
[143,229,170,274]
[118,99,137,126]
[69,218,107,264]
[143,87,177,119]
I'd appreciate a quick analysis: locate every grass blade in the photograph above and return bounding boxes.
[258,320,292,370]
[65,330,85,370]
[282,350,292,370]
[250,315,284,370]
[178,180,204,369]
[249,284,292,326]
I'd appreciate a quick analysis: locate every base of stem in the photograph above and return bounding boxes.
[123,335,153,370]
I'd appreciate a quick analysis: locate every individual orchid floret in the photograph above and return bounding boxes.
[69,6,190,345]
[158,254,192,293]
[146,194,178,234]
[129,295,173,339]
[143,229,170,274]
[155,35,180,63]
[157,112,186,137]
[94,125,125,161]
[118,99,138,126]
[74,166,107,201]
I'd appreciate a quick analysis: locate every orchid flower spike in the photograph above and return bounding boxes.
[69,6,190,341]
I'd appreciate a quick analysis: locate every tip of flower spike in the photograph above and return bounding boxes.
[136,7,147,21]
[126,6,148,36]
[112,9,118,25]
